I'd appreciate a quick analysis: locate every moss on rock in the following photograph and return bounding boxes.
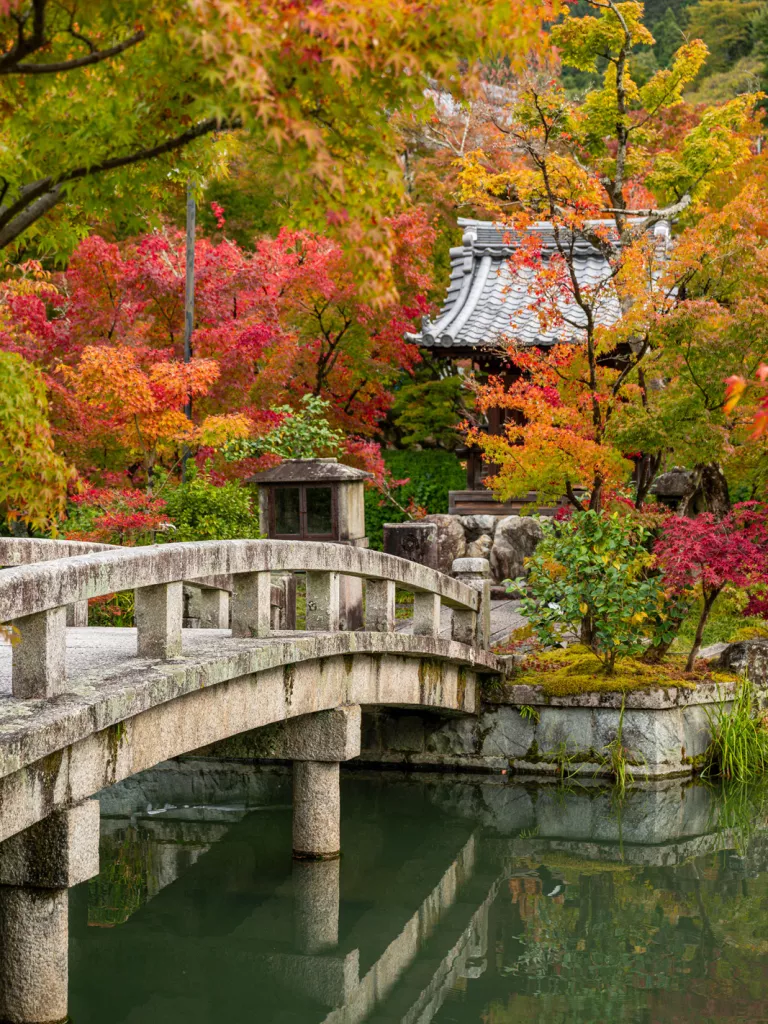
[513,645,737,697]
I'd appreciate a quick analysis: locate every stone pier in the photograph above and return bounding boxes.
[233,704,362,859]
[0,801,100,1024]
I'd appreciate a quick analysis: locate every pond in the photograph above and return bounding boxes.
[66,762,768,1023]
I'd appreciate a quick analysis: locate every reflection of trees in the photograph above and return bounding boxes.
[474,840,768,1024]
[87,827,154,927]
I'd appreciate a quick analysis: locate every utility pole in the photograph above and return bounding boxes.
[182,180,195,481]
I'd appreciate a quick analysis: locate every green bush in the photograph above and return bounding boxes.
[519,510,670,673]
[365,450,466,550]
[161,470,261,541]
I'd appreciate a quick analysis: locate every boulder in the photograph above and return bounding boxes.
[490,515,544,585]
[424,514,466,575]
[717,640,768,689]
[466,534,493,559]
[459,515,498,541]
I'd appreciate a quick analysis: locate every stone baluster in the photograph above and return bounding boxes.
[66,600,89,627]
[0,801,100,1024]
[364,579,395,632]
[451,557,491,650]
[135,581,183,659]
[412,592,441,637]
[11,606,67,699]
[306,572,340,632]
[231,571,272,638]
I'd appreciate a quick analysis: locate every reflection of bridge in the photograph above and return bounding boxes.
[68,768,500,1024]
[0,538,500,1023]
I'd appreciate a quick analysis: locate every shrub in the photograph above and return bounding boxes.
[655,502,768,670]
[161,470,261,541]
[63,487,171,545]
[518,510,670,673]
[364,449,466,550]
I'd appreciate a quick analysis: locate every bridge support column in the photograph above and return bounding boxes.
[259,705,360,859]
[293,761,340,860]
[0,801,100,1024]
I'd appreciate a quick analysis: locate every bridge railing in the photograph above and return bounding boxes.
[0,539,486,700]
[0,538,294,632]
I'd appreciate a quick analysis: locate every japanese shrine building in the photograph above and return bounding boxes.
[407,217,667,514]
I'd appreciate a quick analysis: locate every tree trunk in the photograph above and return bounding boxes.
[678,463,730,520]
[635,452,662,508]
[685,588,720,672]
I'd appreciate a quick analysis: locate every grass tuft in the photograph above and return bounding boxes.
[702,677,768,782]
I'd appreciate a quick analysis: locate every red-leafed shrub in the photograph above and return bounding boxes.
[654,503,768,670]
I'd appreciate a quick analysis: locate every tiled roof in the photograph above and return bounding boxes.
[407,218,668,351]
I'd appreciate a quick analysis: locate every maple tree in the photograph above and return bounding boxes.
[0,0,560,267]
[0,210,434,489]
[457,0,758,513]
[655,502,768,669]
[56,344,250,486]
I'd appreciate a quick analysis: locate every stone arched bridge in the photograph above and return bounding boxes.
[0,537,501,1021]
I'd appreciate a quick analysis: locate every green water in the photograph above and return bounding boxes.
[68,767,768,1023]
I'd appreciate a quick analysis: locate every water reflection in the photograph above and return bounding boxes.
[61,767,768,1023]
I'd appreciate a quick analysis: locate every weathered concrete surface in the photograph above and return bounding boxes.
[214,706,361,763]
[0,886,68,1024]
[11,607,66,700]
[0,628,489,845]
[0,800,99,889]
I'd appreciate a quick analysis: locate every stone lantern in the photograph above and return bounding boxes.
[249,458,372,629]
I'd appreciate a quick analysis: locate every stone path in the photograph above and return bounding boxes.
[0,601,526,695]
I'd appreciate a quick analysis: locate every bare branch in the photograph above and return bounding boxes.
[4,28,145,75]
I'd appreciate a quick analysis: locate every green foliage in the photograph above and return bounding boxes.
[223,396,345,463]
[391,376,466,449]
[88,591,135,628]
[686,0,762,75]
[0,352,73,533]
[653,6,685,66]
[703,677,768,781]
[161,470,261,542]
[364,450,466,550]
[519,512,672,673]
[673,589,768,651]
